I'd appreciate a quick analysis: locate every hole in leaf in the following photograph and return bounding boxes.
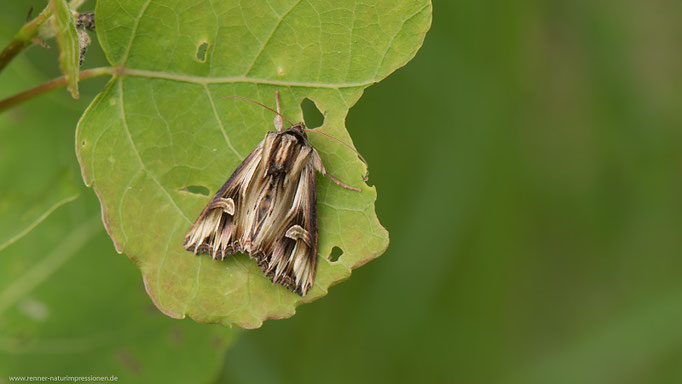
[301,98,324,128]
[178,185,210,196]
[329,246,343,262]
[81,140,86,147]
[196,42,209,62]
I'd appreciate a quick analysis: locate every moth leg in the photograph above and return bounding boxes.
[325,172,361,192]
[274,91,284,131]
[312,150,361,192]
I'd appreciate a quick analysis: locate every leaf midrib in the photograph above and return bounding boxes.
[118,67,373,88]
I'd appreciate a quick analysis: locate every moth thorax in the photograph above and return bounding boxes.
[270,134,297,174]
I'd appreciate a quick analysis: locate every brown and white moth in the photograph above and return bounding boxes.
[183,93,364,296]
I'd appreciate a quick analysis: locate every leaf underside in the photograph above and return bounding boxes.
[50,0,80,98]
[77,0,431,328]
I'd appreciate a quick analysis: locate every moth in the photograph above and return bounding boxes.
[183,93,365,296]
[75,12,96,66]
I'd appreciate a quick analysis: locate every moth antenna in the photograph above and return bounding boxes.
[274,91,284,131]
[304,128,369,181]
[220,95,295,126]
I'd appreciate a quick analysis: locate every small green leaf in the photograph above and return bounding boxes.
[78,0,431,327]
[49,0,80,98]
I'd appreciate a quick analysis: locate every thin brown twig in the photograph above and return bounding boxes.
[0,6,51,74]
[0,66,113,113]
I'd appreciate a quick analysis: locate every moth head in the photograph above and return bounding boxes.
[280,123,310,148]
[220,93,368,182]
[288,123,307,136]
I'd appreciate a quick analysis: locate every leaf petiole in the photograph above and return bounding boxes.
[0,66,114,113]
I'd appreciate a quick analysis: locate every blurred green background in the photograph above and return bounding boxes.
[2,1,682,383]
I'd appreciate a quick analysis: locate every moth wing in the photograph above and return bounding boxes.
[183,138,267,259]
[258,160,319,296]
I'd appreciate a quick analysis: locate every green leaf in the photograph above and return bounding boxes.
[78,0,431,328]
[49,0,80,98]
[0,64,79,252]
[0,197,237,381]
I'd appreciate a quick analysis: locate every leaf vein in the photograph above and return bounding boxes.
[121,68,372,88]
[117,169,144,250]
[121,0,153,65]
[243,0,303,76]
[344,0,358,81]
[373,3,430,80]
[203,84,244,160]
